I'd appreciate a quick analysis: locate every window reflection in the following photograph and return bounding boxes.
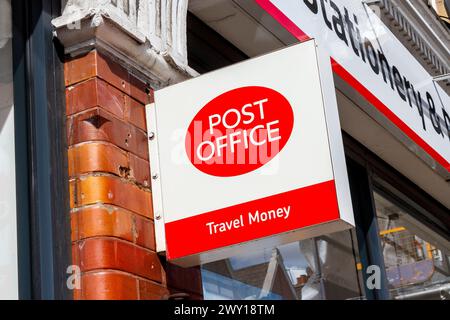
[201,229,364,300]
[374,191,450,300]
[0,0,13,108]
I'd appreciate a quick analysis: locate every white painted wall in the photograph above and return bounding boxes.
[0,0,19,300]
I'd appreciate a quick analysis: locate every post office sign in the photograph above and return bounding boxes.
[147,40,354,267]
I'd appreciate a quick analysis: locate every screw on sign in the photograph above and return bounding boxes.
[185,86,294,177]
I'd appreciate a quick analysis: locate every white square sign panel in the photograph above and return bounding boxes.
[147,40,354,267]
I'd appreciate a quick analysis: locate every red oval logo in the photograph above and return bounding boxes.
[185,86,294,177]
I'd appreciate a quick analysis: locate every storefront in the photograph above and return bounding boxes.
[0,0,448,300]
[199,135,450,300]
[186,0,450,300]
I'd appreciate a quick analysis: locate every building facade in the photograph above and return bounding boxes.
[0,0,449,300]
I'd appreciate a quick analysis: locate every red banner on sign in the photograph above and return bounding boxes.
[165,179,340,260]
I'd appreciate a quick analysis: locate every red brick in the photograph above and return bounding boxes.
[125,96,147,131]
[68,142,129,178]
[129,153,150,187]
[71,204,155,250]
[63,49,202,301]
[69,179,75,209]
[73,288,82,300]
[72,205,133,242]
[72,238,80,269]
[66,79,99,115]
[95,51,149,104]
[67,107,149,160]
[64,51,150,104]
[64,51,97,86]
[70,175,152,219]
[66,78,126,119]
[138,279,169,300]
[134,214,156,250]
[79,271,138,300]
[129,73,149,105]
[76,237,163,282]
[66,77,149,132]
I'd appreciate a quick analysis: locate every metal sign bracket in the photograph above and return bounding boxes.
[146,102,166,254]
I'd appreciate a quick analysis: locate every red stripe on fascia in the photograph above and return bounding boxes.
[331,59,450,172]
[255,0,450,173]
[255,0,310,42]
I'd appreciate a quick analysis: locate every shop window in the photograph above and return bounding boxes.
[373,188,450,299]
[201,229,365,300]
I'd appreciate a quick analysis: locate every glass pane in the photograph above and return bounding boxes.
[201,229,365,300]
[374,191,450,300]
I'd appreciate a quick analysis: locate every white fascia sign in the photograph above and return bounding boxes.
[147,40,354,267]
[256,0,450,178]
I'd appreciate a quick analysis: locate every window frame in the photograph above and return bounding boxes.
[12,0,71,299]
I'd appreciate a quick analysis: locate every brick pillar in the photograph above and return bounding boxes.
[54,0,202,301]
[66,50,168,299]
